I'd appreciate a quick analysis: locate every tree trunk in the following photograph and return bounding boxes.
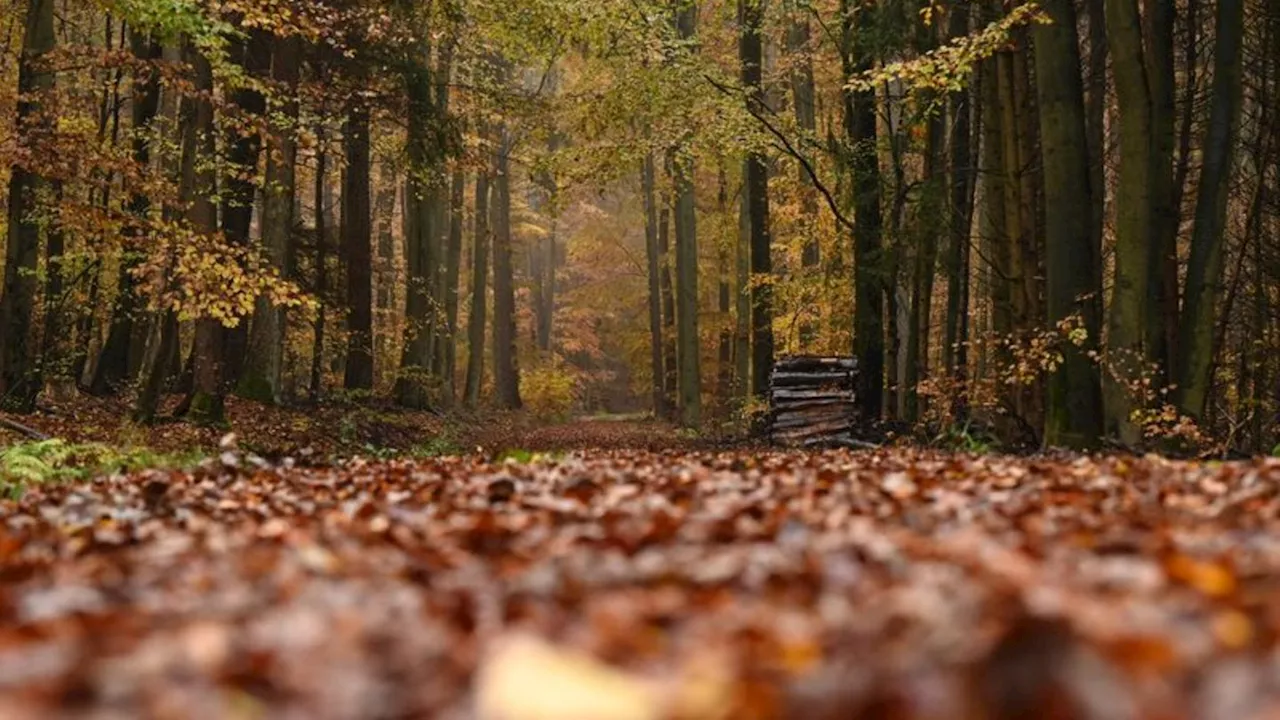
[660,199,678,418]
[642,153,666,417]
[218,30,269,390]
[1084,0,1107,342]
[239,35,299,403]
[672,2,701,428]
[905,17,944,424]
[741,0,772,410]
[842,0,884,422]
[716,167,732,408]
[1176,0,1245,422]
[441,167,465,406]
[787,4,820,349]
[734,169,750,399]
[492,125,521,409]
[0,0,56,411]
[342,96,374,391]
[430,44,455,382]
[1035,0,1104,449]
[1143,0,1177,382]
[132,44,185,423]
[943,2,974,419]
[1104,0,1154,444]
[92,30,161,396]
[464,157,490,408]
[182,46,224,425]
[395,52,436,407]
[310,132,329,403]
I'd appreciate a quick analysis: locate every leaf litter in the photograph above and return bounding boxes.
[3,446,1280,718]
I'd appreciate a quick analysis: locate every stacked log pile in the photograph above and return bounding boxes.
[768,356,860,448]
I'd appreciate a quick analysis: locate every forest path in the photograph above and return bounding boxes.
[465,413,698,454]
[4,448,1280,717]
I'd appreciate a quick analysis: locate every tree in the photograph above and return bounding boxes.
[942,1,975,420]
[785,1,819,349]
[642,152,666,417]
[1034,0,1104,448]
[441,168,466,405]
[492,124,521,409]
[396,44,439,408]
[219,31,270,388]
[1104,0,1154,444]
[464,153,491,408]
[1177,0,1245,421]
[740,0,772,407]
[842,0,884,422]
[0,0,57,411]
[92,30,162,396]
[182,45,224,425]
[343,91,375,391]
[672,0,701,428]
[240,36,301,403]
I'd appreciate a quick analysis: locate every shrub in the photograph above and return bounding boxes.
[521,359,579,421]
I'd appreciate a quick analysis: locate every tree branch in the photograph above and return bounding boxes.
[703,73,857,235]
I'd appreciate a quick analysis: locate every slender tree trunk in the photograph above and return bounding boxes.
[218,30,269,390]
[1084,0,1107,335]
[240,35,299,403]
[395,52,436,406]
[342,96,374,391]
[642,153,666,417]
[660,199,678,418]
[734,173,750,398]
[905,18,944,424]
[672,2,701,427]
[93,30,160,395]
[310,132,329,403]
[492,125,521,409]
[1143,0,1177,383]
[1104,0,1154,443]
[0,0,56,411]
[1176,0,1245,421]
[442,167,465,406]
[979,45,1013,394]
[943,2,974,419]
[464,157,490,408]
[787,4,820,349]
[1035,0,1104,449]
[741,0,772,409]
[182,46,225,425]
[132,44,184,423]
[716,175,733,410]
[429,44,455,381]
[842,0,884,422]
[40,181,66,389]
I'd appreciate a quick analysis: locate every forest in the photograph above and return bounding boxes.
[0,0,1271,453]
[2,0,1280,717]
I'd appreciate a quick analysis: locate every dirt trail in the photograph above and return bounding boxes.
[4,439,1280,718]
[468,415,695,454]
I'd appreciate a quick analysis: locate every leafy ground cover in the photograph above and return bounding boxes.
[3,424,1280,718]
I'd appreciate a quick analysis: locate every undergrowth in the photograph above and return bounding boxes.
[0,440,204,499]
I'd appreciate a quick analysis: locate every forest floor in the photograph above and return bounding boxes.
[3,410,1280,718]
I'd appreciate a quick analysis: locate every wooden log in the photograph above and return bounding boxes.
[773,356,858,372]
[769,371,856,387]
